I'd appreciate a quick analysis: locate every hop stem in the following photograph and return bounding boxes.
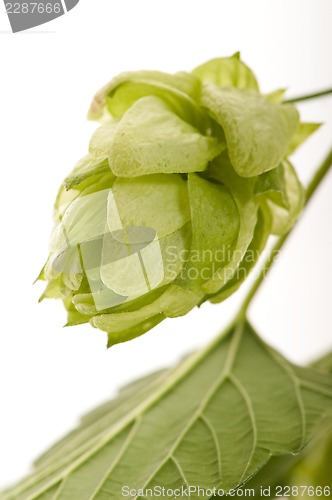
[285,88,332,104]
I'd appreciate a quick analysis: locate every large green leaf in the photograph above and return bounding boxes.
[3,322,332,500]
[201,83,299,177]
[285,416,332,497]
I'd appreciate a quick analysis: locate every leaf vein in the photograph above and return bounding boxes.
[229,374,257,484]
[266,348,306,450]
[89,417,142,500]
[171,455,189,487]
[200,414,222,481]
[138,324,244,491]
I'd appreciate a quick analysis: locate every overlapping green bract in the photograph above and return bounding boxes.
[39,54,318,346]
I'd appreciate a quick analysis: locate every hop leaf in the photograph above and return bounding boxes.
[39,54,313,346]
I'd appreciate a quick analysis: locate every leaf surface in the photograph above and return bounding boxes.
[4,323,332,500]
[242,351,332,497]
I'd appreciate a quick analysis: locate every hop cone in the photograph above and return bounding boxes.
[40,54,315,346]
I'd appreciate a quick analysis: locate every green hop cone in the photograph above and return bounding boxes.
[39,53,319,346]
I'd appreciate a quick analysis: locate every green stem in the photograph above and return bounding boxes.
[306,147,332,203]
[238,145,332,317]
[285,87,332,104]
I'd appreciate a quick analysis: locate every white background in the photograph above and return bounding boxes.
[0,0,331,490]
